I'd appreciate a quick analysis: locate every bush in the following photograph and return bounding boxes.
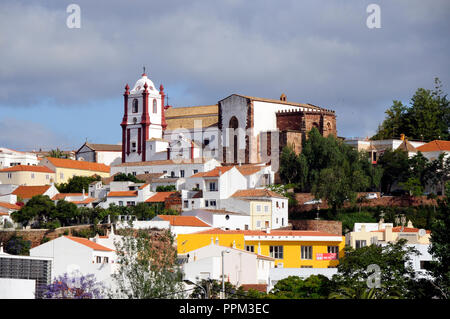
[72,228,96,238]
[43,220,61,231]
[5,235,31,255]
[3,220,14,229]
[156,185,176,192]
[40,237,51,244]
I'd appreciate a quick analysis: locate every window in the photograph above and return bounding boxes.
[276,218,279,224]
[193,169,198,174]
[46,175,49,180]
[7,173,12,179]
[356,240,367,249]
[301,246,313,260]
[31,173,35,179]
[209,182,217,191]
[204,138,210,146]
[153,99,157,113]
[96,256,102,263]
[127,201,135,206]
[132,172,136,176]
[256,205,261,212]
[210,200,216,207]
[103,257,109,264]
[420,260,431,270]
[180,170,185,178]
[327,246,339,259]
[118,201,123,207]
[264,205,269,212]
[270,246,283,259]
[245,245,254,253]
[256,221,261,228]
[196,184,200,189]
[282,218,284,226]
[205,200,209,207]
[132,99,138,113]
[144,171,149,174]
[60,173,64,179]
[282,202,284,208]
[171,171,175,177]
[91,192,95,197]
[131,142,136,152]
[184,200,189,208]
[276,201,279,208]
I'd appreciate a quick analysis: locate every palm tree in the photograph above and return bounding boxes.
[49,148,65,158]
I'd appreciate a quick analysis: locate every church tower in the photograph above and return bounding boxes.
[121,71,166,163]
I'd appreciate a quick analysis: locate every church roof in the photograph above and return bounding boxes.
[130,73,159,95]
[83,143,122,152]
[165,105,218,130]
[220,94,328,111]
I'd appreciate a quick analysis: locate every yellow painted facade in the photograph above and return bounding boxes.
[0,171,55,186]
[52,167,110,184]
[249,200,272,230]
[177,232,345,268]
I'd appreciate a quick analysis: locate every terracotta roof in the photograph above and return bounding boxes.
[45,157,110,173]
[397,140,418,152]
[138,183,149,190]
[231,189,286,199]
[145,192,177,203]
[107,191,138,197]
[240,284,268,293]
[165,105,218,130]
[236,166,264,176]
[156,215,211,227]
[71,198,96,204]
[0,165,54,173]
[190,166,233,178]
[52,193,83,200]
[83,143,122,152]
[135,173,166,183]
[191,228,338,237]
[113,158,214,167]
[12,185,52,199]
[64,236,114,251]
[0,212,9,216]
[165,105,218,117]
[417,140,450,152]
[0,202,21,210]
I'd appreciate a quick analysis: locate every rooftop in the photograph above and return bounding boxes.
[417,140,450,152]
[155,215,211,227]
[44,157,110,173]
[11,185,52,199]
[145,191,178,203]
[231,189,286,199]
[64,236,114,251]
[0,165,54,173]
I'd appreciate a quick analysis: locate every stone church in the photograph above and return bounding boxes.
[120,72,337,166]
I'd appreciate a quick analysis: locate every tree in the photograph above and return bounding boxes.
[110,228,184,299]
[113,173,145,183]
[269,275,333,299]
[11,195,56,228]
[55,200,79,226]
[372,78,450,141]
[427,181,450,298]
[190,279,247,299]
[5,235,31,255]
[333,239,419,298]
[57,175,101,193]
[156,185,176,192]
[377,149,411,194]
[279,145,305,186]
[399,177,424,197]
[48,148,66,158]
[42,271,105,299]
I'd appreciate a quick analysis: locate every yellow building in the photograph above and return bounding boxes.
[40,157,110,184]
[0,165,55,186]
[248,199,272,230]
[177,228,345,268]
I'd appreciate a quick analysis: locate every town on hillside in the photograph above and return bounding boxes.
[1,71,449,300]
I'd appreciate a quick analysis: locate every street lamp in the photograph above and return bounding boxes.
[221,249,230,299]
[183,278,206,299]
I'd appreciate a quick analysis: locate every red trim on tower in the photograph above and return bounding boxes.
[121,127,126,163]
[167,147,171,160]
[121,84,130,162]
[141,83,150,162]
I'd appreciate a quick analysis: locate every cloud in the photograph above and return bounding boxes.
[0,117,73,151]
[0,0,449,138]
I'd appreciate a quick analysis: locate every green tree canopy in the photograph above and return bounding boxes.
[57,175,101,193]
[113,173,145,183]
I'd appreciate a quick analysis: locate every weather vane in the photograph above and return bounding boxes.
[143,65,146,75]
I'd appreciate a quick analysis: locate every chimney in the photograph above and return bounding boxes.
[407,220,413,228]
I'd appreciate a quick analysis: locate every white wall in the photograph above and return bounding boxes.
[0,278,36,299]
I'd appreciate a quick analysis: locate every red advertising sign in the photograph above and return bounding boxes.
[316,253,337,260]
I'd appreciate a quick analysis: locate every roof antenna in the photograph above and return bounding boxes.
[142,66,146,76]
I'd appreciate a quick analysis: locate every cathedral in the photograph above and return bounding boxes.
[120,72,337,167]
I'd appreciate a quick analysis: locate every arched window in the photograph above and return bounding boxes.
[153,99,157,113]
[132,99,138,113]
[327,122,332,130]
[229,116,239,163]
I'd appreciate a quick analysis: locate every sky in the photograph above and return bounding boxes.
[0,0,449,151]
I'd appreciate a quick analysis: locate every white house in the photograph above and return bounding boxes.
[181,209,251,231]
[179,243,275,288]
[0,147,39,169]
[75,142,122,166]
[10,184,60,203]
[100,181,153,208]
[29,235,118,289]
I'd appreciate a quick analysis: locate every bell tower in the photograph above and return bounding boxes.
[121,70,166,163]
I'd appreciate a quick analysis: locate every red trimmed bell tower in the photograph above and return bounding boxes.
[121,84,130,163]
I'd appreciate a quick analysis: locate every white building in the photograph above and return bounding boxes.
[30,235,118,289]
[0,147,39,169]
[76,142,122,166]
[181,209,251,231]
[99,181,153,208]
[179,243,275,288]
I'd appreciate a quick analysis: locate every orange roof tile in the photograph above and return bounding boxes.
[190,166,233,178]
[417,140,450,152]
[191,228,339,237]
[156,215,211,227]
[231,189,285,199]
[236,166,264,176]
[64,236,114,251]
[145,192,177,203]
[52,193,83,200]
[71,198,96,204]
[45,157,110,173]
[11,185,52,199]
[0,212,9,216]
[107,191,138,197]
[0,165,55,173]
[0,202,21,210]
[138,183,149,190]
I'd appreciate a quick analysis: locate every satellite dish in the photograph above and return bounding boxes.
[418,229,426,237]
